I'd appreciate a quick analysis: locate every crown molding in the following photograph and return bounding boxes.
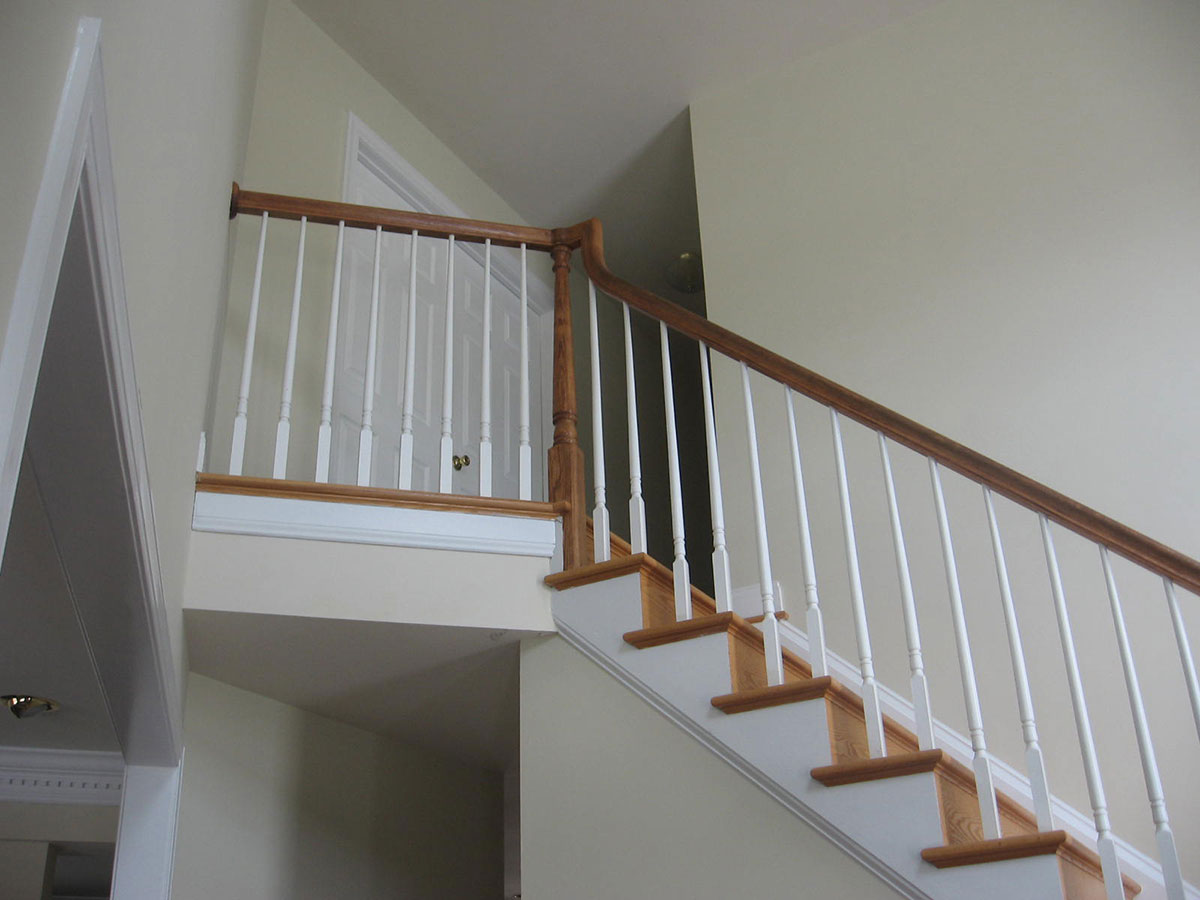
[0,746,124,806]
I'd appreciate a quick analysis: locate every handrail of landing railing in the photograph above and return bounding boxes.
[226,183,1200,597]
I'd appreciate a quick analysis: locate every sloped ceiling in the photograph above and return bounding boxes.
[293,0,943,304]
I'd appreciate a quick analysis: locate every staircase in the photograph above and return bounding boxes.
[547,542,1139,900]
[211,186,1197,900]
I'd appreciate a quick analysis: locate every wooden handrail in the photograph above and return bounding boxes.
[565,217,1200,598]
[230,183,560,251]
[225,183,1200,595]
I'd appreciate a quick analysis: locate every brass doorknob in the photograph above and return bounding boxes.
[453,454,471,471]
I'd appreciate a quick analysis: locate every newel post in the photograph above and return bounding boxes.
[549,243,588,570]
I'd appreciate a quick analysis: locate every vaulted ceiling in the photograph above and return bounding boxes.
[293,0,943,305]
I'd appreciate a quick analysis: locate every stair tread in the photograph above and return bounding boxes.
[624,611,753,648]
[812,750,945,786]
[921,831,1068,867]
[712,677,834,714]
[555,532,1143,900]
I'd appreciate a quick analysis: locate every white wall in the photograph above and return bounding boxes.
[172,673,503,899]
[519,636,907,900]
[689,0,1200,876]
[1,0,269,711]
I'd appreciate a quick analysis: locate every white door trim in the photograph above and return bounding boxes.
[0,17,183,899]
[341,111,554,314]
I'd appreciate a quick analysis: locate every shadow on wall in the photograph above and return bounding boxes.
[570,109,715,591]
[282,693,506,899]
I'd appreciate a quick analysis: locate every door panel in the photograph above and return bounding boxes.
[332,162,544,498]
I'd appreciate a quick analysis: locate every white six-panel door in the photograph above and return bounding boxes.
[332,143,546,497]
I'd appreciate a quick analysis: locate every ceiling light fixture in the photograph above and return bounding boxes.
[2,695,60,719]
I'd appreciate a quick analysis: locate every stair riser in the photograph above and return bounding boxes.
[553,574,1076,900]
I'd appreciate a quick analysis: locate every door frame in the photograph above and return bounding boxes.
[341,112,555,498]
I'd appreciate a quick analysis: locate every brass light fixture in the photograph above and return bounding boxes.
[2,695,60,719]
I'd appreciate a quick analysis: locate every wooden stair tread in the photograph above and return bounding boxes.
[812,750,944,786]
[552,532,1142,900]
[712,677,833,714]
[624,612,752,648]
[921,831,1068,867]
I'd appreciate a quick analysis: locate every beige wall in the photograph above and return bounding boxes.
[690,0,1200,875]
[207,0,544,482]
[0,841,54,900]
[172,673,503,899]
[519,636,907,900]
[0,802,117,844]
[1,0,269,711]
[185,530,555,631]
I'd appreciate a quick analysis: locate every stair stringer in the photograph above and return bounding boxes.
[553,572,1065,900]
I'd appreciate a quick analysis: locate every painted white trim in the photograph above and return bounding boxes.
[342,112,554,314]
[111,761,183,900]
[0,747,124,806]
[763,605,1191,900]
[0,20,100,566]
[0,20,184,899]
[192,490,557,557]
[0,17,181,760]
[76,53,182,764]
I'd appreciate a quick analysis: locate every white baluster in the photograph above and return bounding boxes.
[438,235,456,493]
[929,460,1000,836]
[623,303,647,554]
[660,322,691,621]
[1165,579,1200,743]
[588,280,610,561]
[479,239,494,497]
[1100,550,1185,900]
[518,244,532,501]
[356,226,383,487]
[196,432,207,473]
[785,390,826,676]
[699,344,731,612]
[230,211,268,476]
[879,434,932,749]
[1040,516,1125,900]
[272,215,307,480]
[398,230,418,490]
[741,364,784,686]
[830,410,885,754]
[983,487,1052,829]
[315,221,345,483]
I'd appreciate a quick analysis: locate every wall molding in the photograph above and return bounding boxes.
[193,489,557,557]
[0,746,124,806]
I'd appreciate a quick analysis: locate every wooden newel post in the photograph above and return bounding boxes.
[549,243,588,570]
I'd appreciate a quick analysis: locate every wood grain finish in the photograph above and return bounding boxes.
[195,473,566,518]
[548,244,588,570]
[230,183,557,251]
[229,185,1200,594]
[712,677,834,715]
[566,215,1200,595]
[811,750,944,787]
[623,611,743,649]
[921,831,1068,868]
